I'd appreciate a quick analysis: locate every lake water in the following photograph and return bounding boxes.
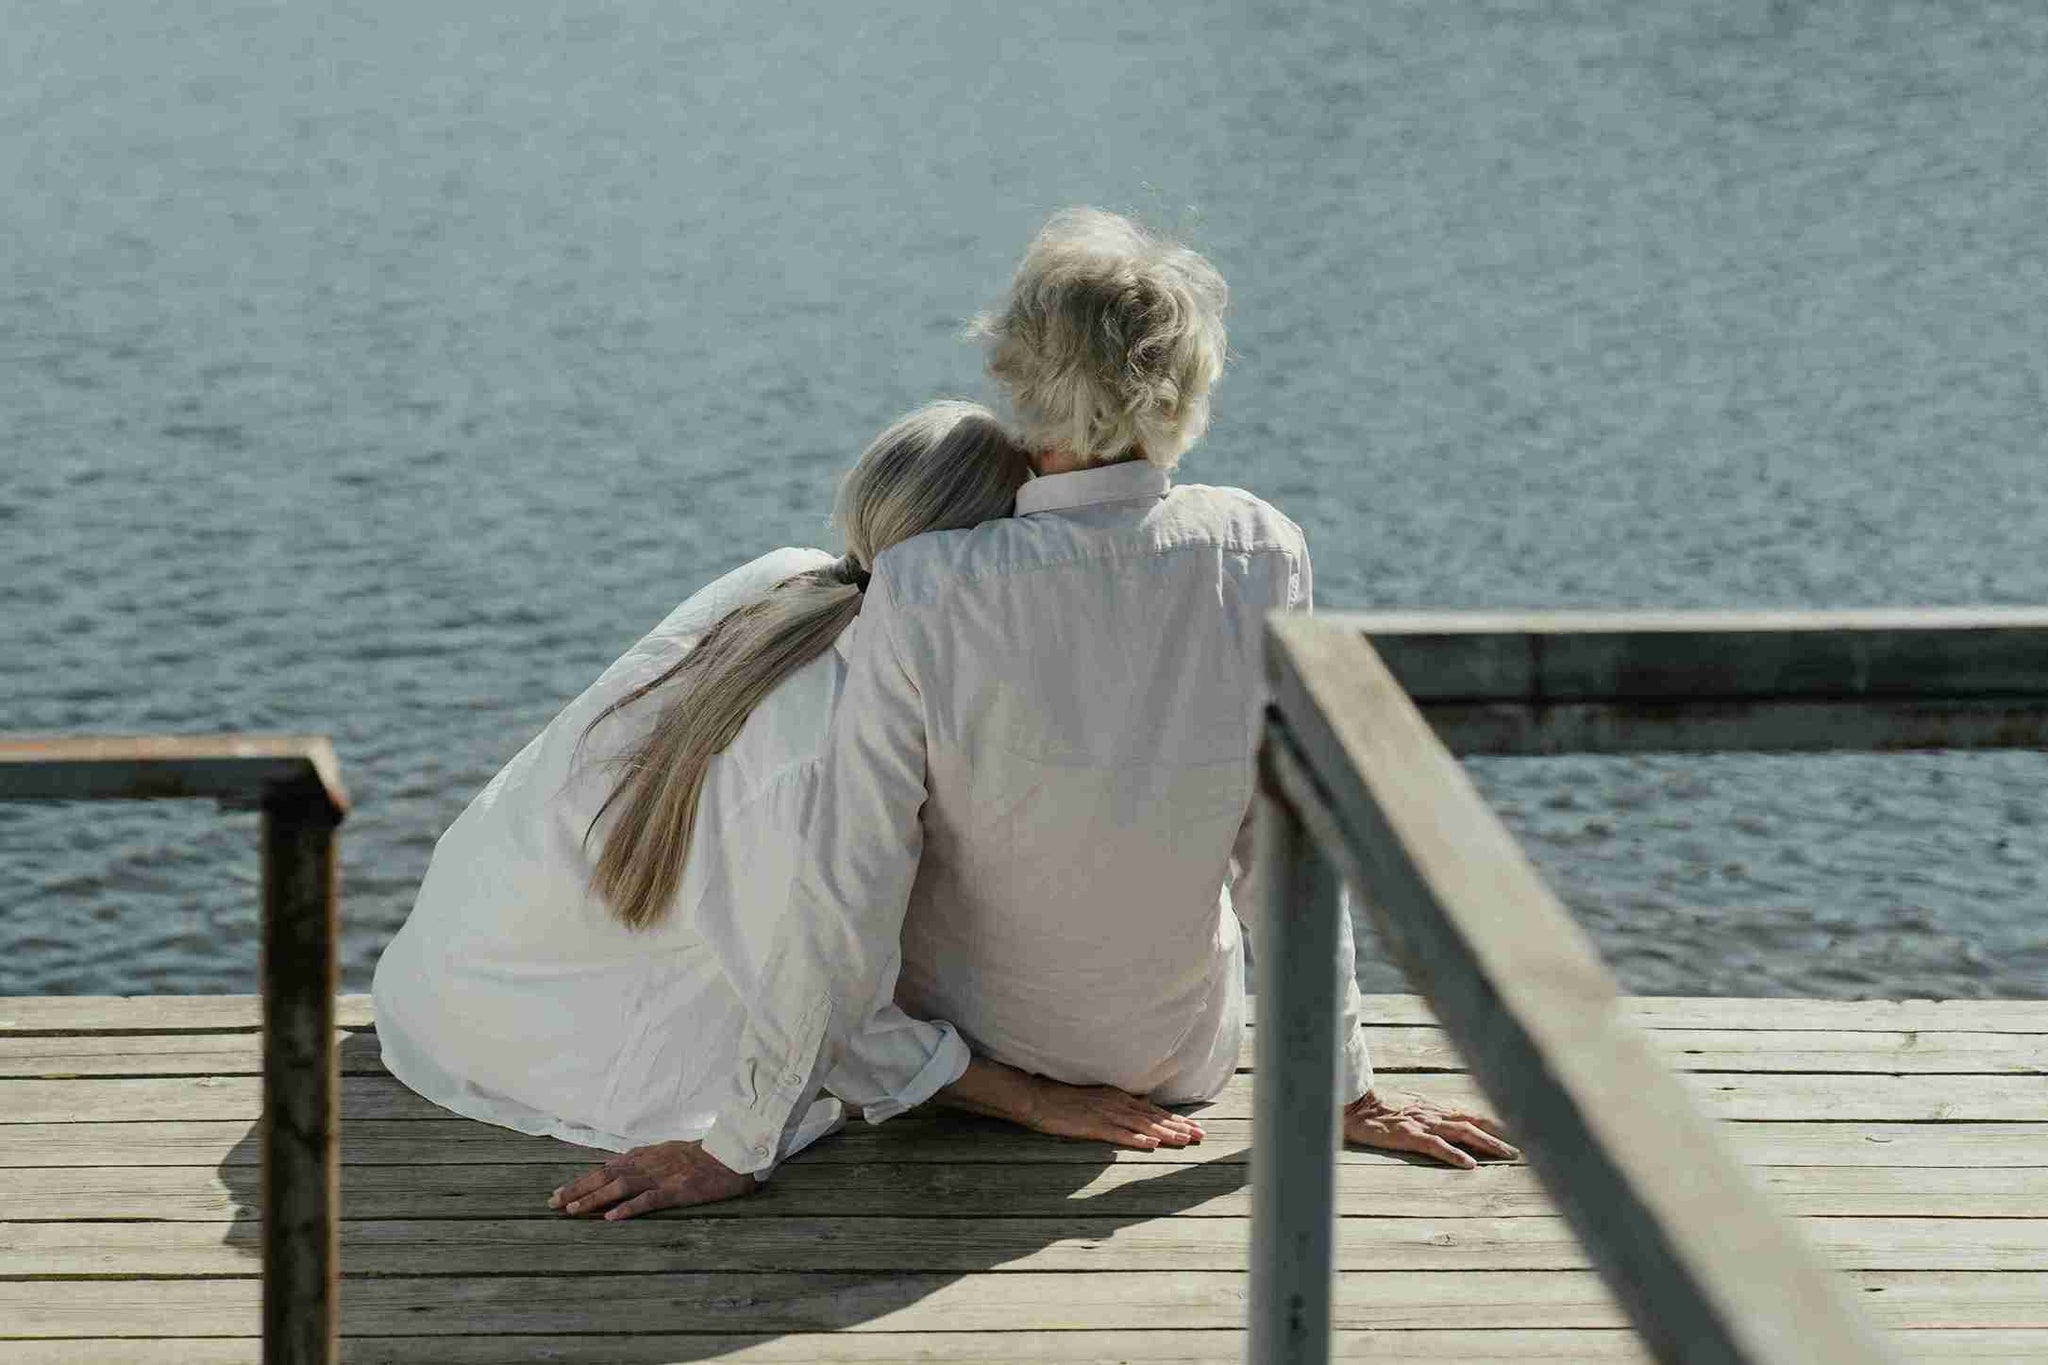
[3,0,2044,998]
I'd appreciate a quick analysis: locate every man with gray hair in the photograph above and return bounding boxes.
[553,208,1512,1216]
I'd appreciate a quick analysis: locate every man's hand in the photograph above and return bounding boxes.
[1019,1077,1205,1151]
[547,1139,757,1220]
[1343,1089,1518,1170]
[934,1055,1204,1151]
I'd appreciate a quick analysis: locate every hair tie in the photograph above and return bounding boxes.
[830,555,871,591]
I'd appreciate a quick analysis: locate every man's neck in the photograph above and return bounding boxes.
[1029,448,1145,477]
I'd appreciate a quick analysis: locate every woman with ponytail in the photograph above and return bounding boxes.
[372,400,1206,1172]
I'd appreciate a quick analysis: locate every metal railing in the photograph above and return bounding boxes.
[1248,607,2048,1364]
[0,734,349,1365]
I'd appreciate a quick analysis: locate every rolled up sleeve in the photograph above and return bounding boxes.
[823,953,971,1123]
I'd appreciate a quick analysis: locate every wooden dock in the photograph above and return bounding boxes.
[3,991,2044,1362]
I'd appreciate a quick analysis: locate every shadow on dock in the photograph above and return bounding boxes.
[210,1029,1254,1354]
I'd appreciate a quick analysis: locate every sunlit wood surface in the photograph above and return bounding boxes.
[2,993,2043,1362]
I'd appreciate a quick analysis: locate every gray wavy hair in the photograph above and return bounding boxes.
[582,400,1029,929]
[972,207,1228,469]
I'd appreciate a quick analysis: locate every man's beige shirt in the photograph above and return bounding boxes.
[705,461,1372,1174]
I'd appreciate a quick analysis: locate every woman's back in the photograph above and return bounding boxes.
[387,546,838,966]
[370,547,847,1148]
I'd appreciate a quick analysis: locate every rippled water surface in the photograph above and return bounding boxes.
[4,0,2044,997]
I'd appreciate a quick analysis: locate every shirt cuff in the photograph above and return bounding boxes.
[852,1023,971,1124]
[701,1113,773,1178]
[702,993,835,1179]
[1341,1024,1374,1104]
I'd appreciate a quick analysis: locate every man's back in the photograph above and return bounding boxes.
[872,460,1308,1091]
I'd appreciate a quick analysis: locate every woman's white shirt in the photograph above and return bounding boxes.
[370,547,968,1157]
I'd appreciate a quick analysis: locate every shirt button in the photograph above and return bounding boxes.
[753,1142,770,1157]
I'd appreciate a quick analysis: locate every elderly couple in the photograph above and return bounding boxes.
[371,207,1514,1218]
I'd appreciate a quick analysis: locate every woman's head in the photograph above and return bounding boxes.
[836,399,1030,570]
[584,400,1026,930]
[973,207,1228,470]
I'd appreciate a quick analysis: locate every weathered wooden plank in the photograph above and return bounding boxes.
[0,1031,386,1078]
[1251,1026,2048,1079]
[1265,619,1896,1365]
[0,734,349,817]
[13,1216,1498,1277]
[6,993,2045,1038]
[1719,1122,2048,1169]
[1613,997,2048,1034]
[0,1076,442,1123]
[0,1331,1652,1365]
[1658,1073,2048,1123]
[6,1270,2044,1337]
[9,1215,2046,1280]
[1634,1029,2048,1075]
[0,1120,609,1168]
[8,1116,2038,1171]
[8,1215,1279,1277]
[1304,996,2048,1034]
[12,1069,2042,1124]
[0,1161,1459,1225]
[0,1333,1653,1365]
[8,1162,2045,1225]
[1417,697,2048,756]
[17,1330,2048,1365]
[1344,607,2048,703]
[270,1268,2048,1334]
[1347,609,2048,754]
[9,1024,2045,1079]
[0,997,376,1036]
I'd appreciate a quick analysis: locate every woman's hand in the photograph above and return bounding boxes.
[935,1055,1204,1151]
[547,1139,757,1219]
[1343,1089,1518,1170]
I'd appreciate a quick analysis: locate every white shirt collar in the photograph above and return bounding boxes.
[1014,460,1171,517]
